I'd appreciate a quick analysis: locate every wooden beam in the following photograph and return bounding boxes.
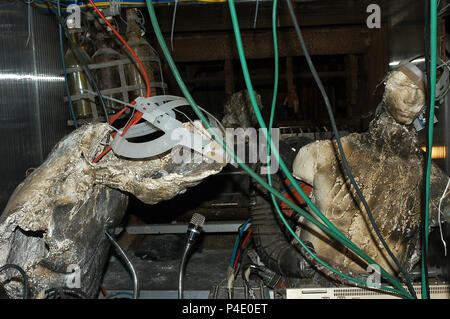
[166,26,371,62]
[151,1,391,33]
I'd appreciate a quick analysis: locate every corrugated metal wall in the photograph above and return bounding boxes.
[0,2,70,211]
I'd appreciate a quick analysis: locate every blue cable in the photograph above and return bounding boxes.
[230,218,251,268]
[57,0,78,129]
[105,291,134,299]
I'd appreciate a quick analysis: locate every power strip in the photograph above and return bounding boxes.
[286,284,450,299]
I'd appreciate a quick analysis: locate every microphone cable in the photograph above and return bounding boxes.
[179,213,205,299]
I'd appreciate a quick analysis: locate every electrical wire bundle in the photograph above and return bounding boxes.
[143,0,442,299]
[51,0,111,125]
[43,0,152,162]
[52,0,153,162]
[40,0,440,300]
[87,0,153,163]
[89,0,151,163]
[225,219,254,298]
[230,218,252,272]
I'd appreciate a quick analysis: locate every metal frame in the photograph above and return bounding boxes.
[117,221,246,235]
[64,55,168,125]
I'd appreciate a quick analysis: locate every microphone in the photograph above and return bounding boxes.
[179,213,205,299]
[186,213,206,245]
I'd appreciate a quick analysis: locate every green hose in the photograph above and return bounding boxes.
[145,0,411,298]
[265,0,408,296]
[422,0,437,299]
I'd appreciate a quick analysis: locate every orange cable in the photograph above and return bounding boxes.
[89,0,152,163]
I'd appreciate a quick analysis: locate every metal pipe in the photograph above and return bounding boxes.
[105,231,140,299]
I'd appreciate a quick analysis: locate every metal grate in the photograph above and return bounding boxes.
[64,56,167,125]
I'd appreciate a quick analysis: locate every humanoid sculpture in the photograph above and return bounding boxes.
[0,122,223,298]
[292,66,450,279]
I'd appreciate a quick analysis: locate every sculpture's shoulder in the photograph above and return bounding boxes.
[292,139,335,184]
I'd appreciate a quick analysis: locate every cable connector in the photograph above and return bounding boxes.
[186,213,206,245]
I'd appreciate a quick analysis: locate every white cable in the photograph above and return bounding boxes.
[110,0,121,17]
[80,88,136,134]
[135,8,146,34]
[197,105,226,135]
[159,61,166,95]
[170,0,179,51]
[438,178,450,256]
[26,0,33,47]
[122,105,137,132]
[438,2,450,15]
[173,108,195,124]
[106,124,121,134]
[80,89,136,108]
[253,0,260,29]
[437,59,450,70]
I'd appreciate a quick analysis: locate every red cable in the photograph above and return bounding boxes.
[88,0,151,163]
[233,229,253,270]
[109,106,129,125]
[88,0,151,98]
[88,2,151,163]
[93,111,143,163]
[100,285,108,297]
[89,2,154,163]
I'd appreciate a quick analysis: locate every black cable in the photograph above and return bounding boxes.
[285,0,417,298]
[0,264,29,299]
[46,2,110,123]
[44,287,89,299]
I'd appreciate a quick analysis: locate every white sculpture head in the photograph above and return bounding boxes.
[383,66,426,125]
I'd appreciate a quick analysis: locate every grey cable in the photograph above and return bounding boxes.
[253,0,260,29]
[178,243,192,299]
[170,0,179,51]
[105,231,139,299]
